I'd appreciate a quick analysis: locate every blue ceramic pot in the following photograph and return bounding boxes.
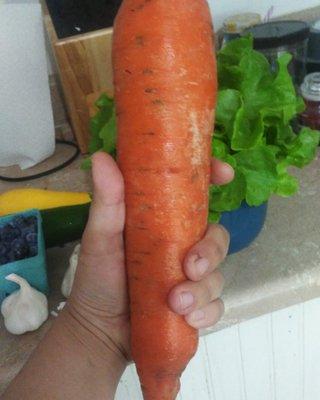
[219,202,268,255]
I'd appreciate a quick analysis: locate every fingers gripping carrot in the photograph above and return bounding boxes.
[113,1,217,398]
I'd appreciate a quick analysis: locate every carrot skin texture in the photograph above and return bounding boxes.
[113,1,217,399]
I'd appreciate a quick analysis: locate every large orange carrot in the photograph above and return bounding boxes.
[113,1,217,398]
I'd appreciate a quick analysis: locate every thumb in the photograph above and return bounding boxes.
[71,152,127,315]
[81,152,125,258]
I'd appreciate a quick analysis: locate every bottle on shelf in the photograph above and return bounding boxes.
[299,72,320,131]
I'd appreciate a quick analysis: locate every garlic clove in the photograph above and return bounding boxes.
[1,274,48,335]
[61,243,81,298]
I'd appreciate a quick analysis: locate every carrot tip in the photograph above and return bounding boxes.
[141,377,180,400]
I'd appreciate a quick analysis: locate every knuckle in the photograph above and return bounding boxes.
[194,280,212,308]
[208,223,228,239]
[207,300,224,327]
[204,279,214,302]
[216,223,229,239]
[203,274,221,303]
[210,240,225,262]
[214,270,225,291]
[208,224,229,247]
[216,224,230,249]
[206,225,229,258]
[212,299,225,320]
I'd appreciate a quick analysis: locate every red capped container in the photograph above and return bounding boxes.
[299,72,320,130]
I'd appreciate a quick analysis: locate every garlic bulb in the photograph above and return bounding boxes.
[1,274,48,335]
[61,243,81,298]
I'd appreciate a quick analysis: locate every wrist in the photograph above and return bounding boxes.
[52,304,127,398]
[3,302,127,400]
[57,304,128,375]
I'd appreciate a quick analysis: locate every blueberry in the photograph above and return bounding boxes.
[11,238,23,248]
[0,224,20,241]
[11,216,27,229]
[23,224,37,235]
[0,255,8,266]
[0,243,8,256]
[21,227,36,240]
[25,232,37,245]
[0,215,38,263]
[11,238,29,260]
[25,216,37,227]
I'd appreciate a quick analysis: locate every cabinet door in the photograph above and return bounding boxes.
[115,298,320,400]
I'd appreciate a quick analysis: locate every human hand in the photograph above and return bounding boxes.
[66,153,233,365]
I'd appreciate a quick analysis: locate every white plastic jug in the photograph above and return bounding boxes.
[0,1,55,169]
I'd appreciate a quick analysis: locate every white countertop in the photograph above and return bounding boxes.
[0,149,319,394]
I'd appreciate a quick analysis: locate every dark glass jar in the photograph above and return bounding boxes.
[243,21,310,86]
[299,73,320,130]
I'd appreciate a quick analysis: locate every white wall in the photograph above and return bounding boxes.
[115,297,320,400]
[208,0,320,30]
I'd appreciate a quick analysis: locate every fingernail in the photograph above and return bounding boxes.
[189,309,205,322]
[222,161,234,174]
[179,292,194,311]
[194,258,209,277]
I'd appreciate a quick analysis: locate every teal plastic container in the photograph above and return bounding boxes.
[0,209,48,304]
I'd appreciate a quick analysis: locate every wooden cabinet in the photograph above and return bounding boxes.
[115,298,320,399]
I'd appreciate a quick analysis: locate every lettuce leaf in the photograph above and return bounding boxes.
[285,127,320,168]
[84,38,319,224]
[81,94,116,170]
[209,36,319,222]
[235,146,278,206]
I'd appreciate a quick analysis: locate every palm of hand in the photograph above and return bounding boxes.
[68,153,233,360]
